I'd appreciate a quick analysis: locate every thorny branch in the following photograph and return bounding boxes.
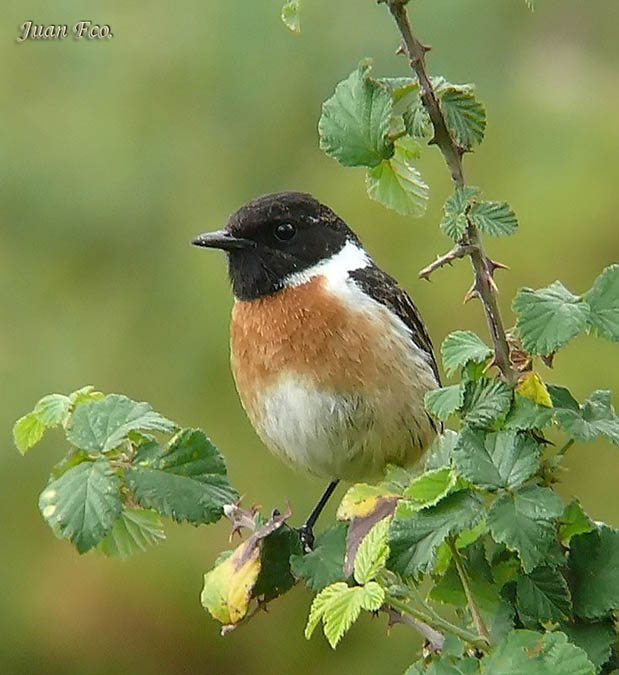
[381,0,518,386]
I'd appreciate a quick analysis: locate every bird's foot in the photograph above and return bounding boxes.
[298,523,315,552]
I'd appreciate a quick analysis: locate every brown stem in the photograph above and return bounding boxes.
[418,244,472,280]
[384,0,517,386]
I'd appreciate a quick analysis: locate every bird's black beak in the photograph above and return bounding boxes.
[192,229,253,251]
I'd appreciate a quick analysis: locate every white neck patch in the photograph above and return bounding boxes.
[284,239,370,289]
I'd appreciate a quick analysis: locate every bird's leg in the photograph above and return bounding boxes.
[298,480,340,551]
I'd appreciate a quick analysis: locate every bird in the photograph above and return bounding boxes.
[193,191,440,548]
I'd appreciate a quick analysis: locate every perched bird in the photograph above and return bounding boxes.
[193,191,439,546]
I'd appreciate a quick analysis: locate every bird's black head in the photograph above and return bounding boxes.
[193,191,361,300]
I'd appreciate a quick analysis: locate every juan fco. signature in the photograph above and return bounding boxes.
[17,21,113,42]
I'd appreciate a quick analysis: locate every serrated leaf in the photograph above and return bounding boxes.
[13,412,46,454]
[425,430,459,471]
[69,385,104,407]
[513,282,590,356]
[253,524,302,601]
[67,394,176,452]
[440,85,486,149]
[569,526,619,619]
[97,508,166,559]
[558,500,595,547]
[354,518,390,584]
[291,523,348,592]
[388,491,482,578]
[453,429,540,490]
[379,77,419,116]
[515,372,552,408]
[488,486,563,573]
[337,483,399,520]
[462,378,512,427]
[281,0,300,33]
[126,428,238,525]
[403,97,432,140]
[554,389,619,445]
[39,458,122,553]
[516,566,572,625]
[504,395,554,431]
[440,186,480,240]
[585,264,619,342]
[366,136,429,216]
[425,385,464,421]
[34,394,72,427]
[319,61,393,168]
[468,201,518,237]
[441,331,493,377]
[560,621,616,670]
[481,630,595,675]
[404,467,457,509]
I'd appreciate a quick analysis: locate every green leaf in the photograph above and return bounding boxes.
[516,566,572,625]
[585,264,619,342]
[512,281,590,356]
[13,412,46,454]
[281,0,300,33]
[560,621,616,670]
[126,428,238,524]
[39,458,122,553]
[97,508,166,559]
[504,395,554,431]
[403,97,432,139]
[388,491,482,578]
[404,467,457,509]
[468,201,518,237]
[354,517,390,584]
[441,331,493,377]
[291,523,348,592]
[366,136,429,216]
[253,524,302,601]
[548,385,580,412]
[67,394,176,452]
[379,77,419,116]
[453,429,540,490]
[69,385,104,407]
[319,61,393,168]
[462,378,512,427]
[569,526,619,619]
[425,385,464,421]
[554,389,619,445]
[425,430,459,471]
[440,85,486,149]
[305,581,384,648]
[440,186,480,240]
[558,500,595,547]
[488,486,563,572]
[481,630,595,675]
[34,394,71,427]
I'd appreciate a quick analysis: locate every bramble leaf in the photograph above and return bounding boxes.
[569,526,619,619]
[468,201,518,237]
[253,524,302,601]
[487,485,563,572]
[291,523,348,592]
[281,0,300,33]
[67,394,176,453]
[404,467,457,509]
[440,186,480,240]
[516,372,552,408]
[504,395,554,431]
[39,458,122,553]
[462,378,512,427]
[425,385,464,421]
[480,630,595,675]
[558,500,595,547]
[512,282,590,356]
[13,413,46,454]
[353,517,390,584]
[366,136,429,216]
[585,264,619,342]
[97,508,166,559]
[126,428,238,525]
[388,491,482,578]
[319,61,393,168]
[516,565,572,625]
[337,483,398,521]
[560,621,616,670]
[440,84,486,149]
[554,389,619,445]
[453,429,540,490]
[34,394,72,427]
[425,430,459,470]
[441,330,493,377]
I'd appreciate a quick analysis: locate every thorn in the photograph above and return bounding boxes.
[420,42,431,54]
[487,275,499,293]
[395,43,405,56]
[428,136,439,146]
[541,352,555,369]
[486,257,510,277]
[463,285,479,304]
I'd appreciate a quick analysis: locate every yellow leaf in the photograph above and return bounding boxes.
[201,540,261,625]
[336,483,399,520]
[516,372,553,408]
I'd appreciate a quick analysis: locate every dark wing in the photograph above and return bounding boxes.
[349,265,441,385]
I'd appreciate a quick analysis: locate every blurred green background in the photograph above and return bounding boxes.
[2,1,618,673]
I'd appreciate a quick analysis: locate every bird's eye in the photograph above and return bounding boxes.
[273,223,296,241]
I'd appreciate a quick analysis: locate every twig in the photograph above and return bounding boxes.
[557,438,575,456]
[418,244,471,280]
[385,607,445,652]
[384,0,518,386]
[447,538,491,646]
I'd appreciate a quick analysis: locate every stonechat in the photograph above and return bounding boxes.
[193,191,439,546]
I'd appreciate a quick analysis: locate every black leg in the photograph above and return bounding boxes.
[299,480,340,551]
